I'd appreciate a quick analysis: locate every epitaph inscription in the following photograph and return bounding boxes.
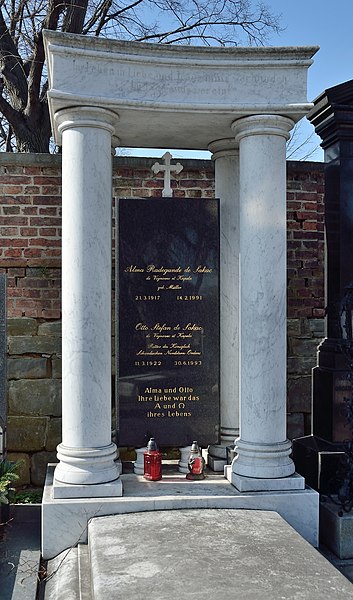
[64,55,292,105]
[117,198,219,447]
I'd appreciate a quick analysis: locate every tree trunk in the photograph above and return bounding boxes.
[15,101,52,153]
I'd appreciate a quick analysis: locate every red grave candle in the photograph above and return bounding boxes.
[143,437,162,481]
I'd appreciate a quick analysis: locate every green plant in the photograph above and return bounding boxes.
[14,489,42,504]
[0,460,22,505]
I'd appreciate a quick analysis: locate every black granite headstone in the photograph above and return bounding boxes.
[117,198,220,447]
[309,81,353,446]
[292,81,353,492]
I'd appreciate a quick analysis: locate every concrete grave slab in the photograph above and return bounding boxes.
[85,509,353,600]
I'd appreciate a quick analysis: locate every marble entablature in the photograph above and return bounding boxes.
[44,31,318,150]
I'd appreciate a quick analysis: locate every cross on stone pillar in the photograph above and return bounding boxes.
[151,151,183,197]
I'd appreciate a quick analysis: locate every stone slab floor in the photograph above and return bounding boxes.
[0,506,41,600]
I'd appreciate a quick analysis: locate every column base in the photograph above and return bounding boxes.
[207,444,235,472]
[232,438,295,479]
[55,442,121,485]
[225,465,305,492]
[220,427,239,446]
[53,475,123,499]
[134,447,147,475]
[178,446,192,473]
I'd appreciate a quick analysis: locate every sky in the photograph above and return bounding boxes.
[265,0,353,161]
[130,0,353,162]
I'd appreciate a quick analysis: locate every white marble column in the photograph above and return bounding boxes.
[53,106,122,497]
[207,139,240,470]
[228,115,303,492]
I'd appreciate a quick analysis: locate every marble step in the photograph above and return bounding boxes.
[44,547,81,599]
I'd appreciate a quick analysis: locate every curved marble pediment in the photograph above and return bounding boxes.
[43,31,318,149]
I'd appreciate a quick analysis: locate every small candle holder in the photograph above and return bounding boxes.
[186,441,205,480]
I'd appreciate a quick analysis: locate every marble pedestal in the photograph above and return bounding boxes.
[42,464,319,560]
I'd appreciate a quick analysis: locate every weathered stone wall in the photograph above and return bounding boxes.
[6,318,61,486]
[0,153,325,486]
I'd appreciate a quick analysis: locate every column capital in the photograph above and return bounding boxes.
[232,114,294,143]
[54,106,119,144]
[208,138,239,160]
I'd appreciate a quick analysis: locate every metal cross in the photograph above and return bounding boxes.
[151,152,183,197]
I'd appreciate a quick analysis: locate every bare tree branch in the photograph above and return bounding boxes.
[286,120,320,161]
[0,0,283,152]
[0,7,27,109]
[0,86,26,132]
[62,0,88,33]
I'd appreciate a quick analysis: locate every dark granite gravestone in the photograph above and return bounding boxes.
[293,81,353,493]
[0,274,6,457]
[116,198,220,447]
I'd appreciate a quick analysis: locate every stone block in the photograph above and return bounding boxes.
[298,317,313,336]
[287,412,304,439]
[7,357,48,380]
[6,317,38,336]
[6,451,31,486]
[51,357,62,378]
[38,321,62,336]
[7,416,48,452]
[308,318,325,337]
[287,376,312,412]
[287,318,301,336]
[31,451,58,487]
[290,337,320,357]
[287,356,317,375]
[46,418,62,451]
[8,379,61,416]
[8,335,61,356]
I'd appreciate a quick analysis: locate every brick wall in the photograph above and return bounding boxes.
[286,162,325,438]
[0,153,325,486]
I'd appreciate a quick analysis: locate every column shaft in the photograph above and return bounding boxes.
[232,115,294,481]
[209,140,240,452]
[54,107,121,489]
